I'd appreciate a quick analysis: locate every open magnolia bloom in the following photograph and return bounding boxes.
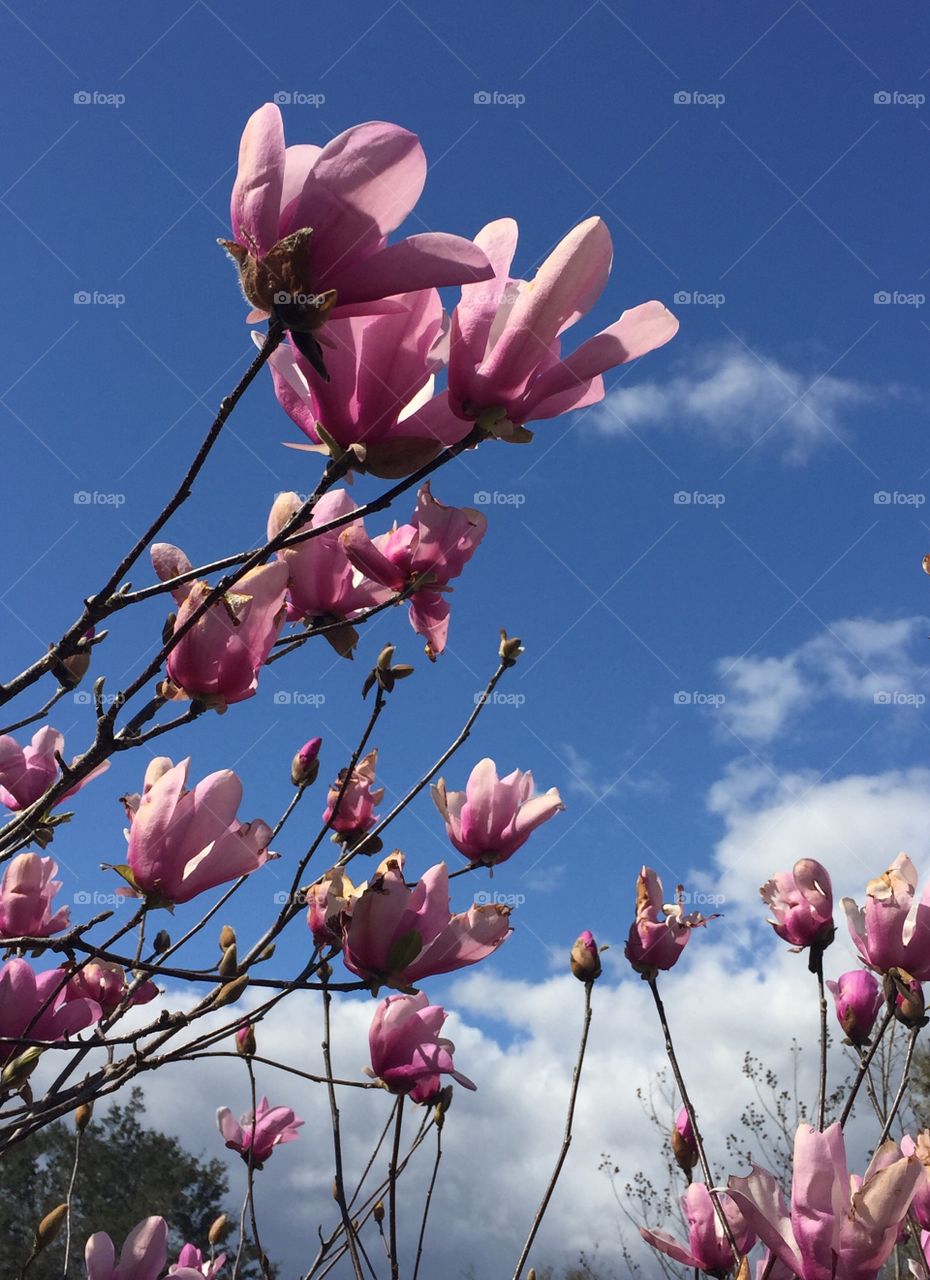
[216,1095,304,1168]
[0,852,69,938]
[0,957,101,1065]
[432,757,564,866]
[624,865,716,975]
[728,1122,924,1280]
[760,858,834,951]
[446,216,678,439]
[640,1183,754,1276]
[0,726,108,813]
[843,853,930,980]
[368,991,475,1102]
[85,1217,169,1280]
[223,105,491,376]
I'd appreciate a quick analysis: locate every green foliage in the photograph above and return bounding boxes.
[0,1088,271,1278]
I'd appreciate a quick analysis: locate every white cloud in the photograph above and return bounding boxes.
[718,614,930,743]
[590,343,883,462]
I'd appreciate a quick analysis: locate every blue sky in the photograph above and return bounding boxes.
[2,4,930,1272]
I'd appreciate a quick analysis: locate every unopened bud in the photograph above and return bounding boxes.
[671,1105,699,1175]
[34,1204,68,1252]
[218,943,239,977]
[1,1046,42,1090]
[74,1102,93,1132]
[570,930,602,983]
[292,737,323,787]
[208,1213,229,1246]
[212,975,249,1008]
[219,924,237,951]
[499,629,523,666]
[373,1200,385,1225]
[885,968,927,1028]
[235,1021,256,1057]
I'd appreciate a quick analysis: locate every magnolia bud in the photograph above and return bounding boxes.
[1,1046,42,1090]
[499,629,523,666]
[219,924,237,951]
[373,1201,385,1225]
[218,944,239,977]
[34,1204,68,1253]
[74,1102,93,1132]
[235,1021,256,1057]
[292,737,323,787]
[212,975,249,1008]
[671,1106,699,1175]
[885,968,927,1028]
[208,1213,229,1246]
[570,931,602,983]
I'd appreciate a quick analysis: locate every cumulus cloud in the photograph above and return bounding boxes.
[718,614,930,743]
[590,342,885,463]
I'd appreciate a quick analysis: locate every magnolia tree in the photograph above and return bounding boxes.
[0,103,928,1280]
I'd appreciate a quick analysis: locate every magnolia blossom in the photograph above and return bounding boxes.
[124,757,274,905]
[342,853,512,990]
[151,543,288,708]
[0,726,108,812]
[291,735,323,786]
[323,749,383,839]
[432,757,563,866]
[368,990,475,1102]
[760,858,834,950]
[625,866,714,975]
[672,1105,699,1174]
[306,866,359,950]
[0,957,101,1064]
[216,1095,303,1168]
[85,1216,167,1280]
[0,852,69,938]
[728,1122,923,1280]
[447,216,678,435]
[843,853,930,980]
[570,930,602,982]
[267,489,388,656]
[267,289,468,477]
[901,1135,930,1230]
[66,961,158,1013]
[224,106,491,373]
[826,970,884,1046]
[641,1183,754,1275]
[341,483,487,657]
[169,1244,226,1278]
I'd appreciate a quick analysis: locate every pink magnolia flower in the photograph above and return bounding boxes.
[341,483,487,657]
[342,853,512,990]
[728,1122,923,1280]
[267,490,389,657]
[0,852,69,938]
[85,1216,167,1280]
[169,1244,226,1278]
[267,289,469,477]
[431,757,564,866]
[291,736,323,787]
[124,757,275,905]
[843,853,930,980]
[625,867,715,975]
[216,1095,303,1168]
[570,930,602,983]
[323,749,383,839]
[306,867,359,950]
[760,858,834,950]
[641,1183,754,1275]
[0,957,101,1064]
[368,990,475,1102]
[447,217,678,435]
[151,543,288,708]
[66,961,158,1014]
[826,970,883,1047]
[0,726,108,812]
[901,1135,930,1230]
[224,106,491,374]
